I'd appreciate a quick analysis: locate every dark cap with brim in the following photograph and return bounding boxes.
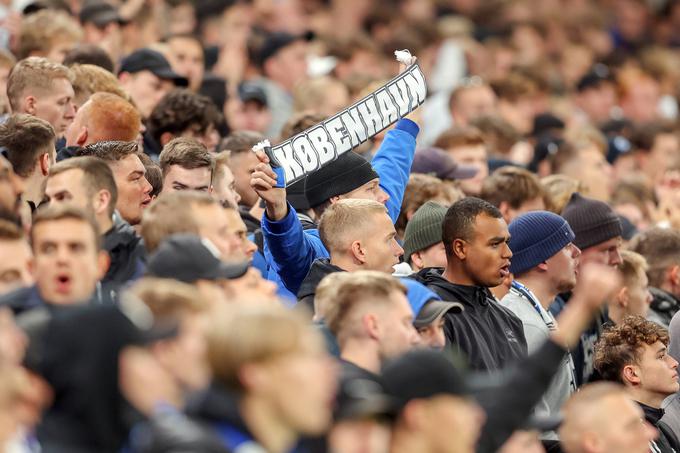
[239,82,268,107]
[119,48,188,87]
[147,234,249,283]
[382,350,469,411]
[411,147,478,180]
[414,300,463,328]
[255,31,314,67]
[80,1,127,27]
[335,376,397,421]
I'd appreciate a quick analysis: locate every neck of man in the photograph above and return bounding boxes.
[330,254,361,273]
[629,387,666,410]
[240,395,299,453]
[98,212,114,235]
[443,261,478,287]
[340,339,381,374]
[22,173,45,206]
[515,273,558,311]
[606,302,625,325]
[390,424,433,453]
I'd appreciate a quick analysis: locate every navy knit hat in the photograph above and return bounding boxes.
[561,193,622,250]
[508,211,575,276]
[304,152,379,208]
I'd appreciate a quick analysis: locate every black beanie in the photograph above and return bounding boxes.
[304,152,379,208]
[561,193,623,250]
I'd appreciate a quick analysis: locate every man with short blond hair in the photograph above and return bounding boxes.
[297,199,404,307]
[7,57,76,137]
[559,382,657,453]
[434,126,489,196]
[324,271,419,376]
[159,137,213,195]
[65,92,141,148]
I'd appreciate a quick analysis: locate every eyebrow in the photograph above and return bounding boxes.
[129,170,145,178]
[657,346,667,355]
[488,236,509,244]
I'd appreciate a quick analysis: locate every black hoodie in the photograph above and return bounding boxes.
[640,402,680,453]
[412,268,527,371]
[297,259,345,311]
[102,217,146,287]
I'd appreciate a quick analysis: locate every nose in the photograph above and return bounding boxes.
[245,238,257,257]
[610,248,623,268]
[66,102,76,119]
[503,241,513,259]
[394,240,404,258]
[377,187,389,204]
[142,177,152,196]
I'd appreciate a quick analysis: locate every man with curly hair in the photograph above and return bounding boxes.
[146,89,221,156]
[594,316,680,453]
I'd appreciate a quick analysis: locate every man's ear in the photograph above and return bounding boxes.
[498,201,513,224]
[159,132,174,146]
[536,261,549,272]
[616,287,629,308]
[363,313,380,340]
[350,240,366,264]
[329,195,340,205]
[411,251,424,270]
[669,265,680,288]
[93,189,112,217]
[23,96,37,115]
[39,153,50,176]
[622,364,641,385]
[452,238,467,260]
[76,127,88,147]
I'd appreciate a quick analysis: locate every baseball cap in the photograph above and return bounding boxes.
[334,375,396,421]
[119,48,188,87]
[254,31,314,67]
[147,234,249,283]
[238,82,268,107]
[401,279,463,328]
[576,64,613,92]
[411,147,478,180]
[382,349,470,410]
[79,1,126,27]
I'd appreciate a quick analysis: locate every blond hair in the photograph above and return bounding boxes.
[126,277,208,319]
[323,271,406,346]
[318,199,388,254]
[541,175,586,214]
[7,57,73,111]
[141,191,218,252]
[70,64,130,105]
[18,9,83,60]
[619,250,648,288]
[206,305,315,391]
[314,272,346,321]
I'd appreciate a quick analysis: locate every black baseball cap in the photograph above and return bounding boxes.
[576,64,613,92]
[335,375,396,421]
[381,350,469,411]
[238,82,268,107]
[79,1,126,27]
[119,48,188,87]
[147,234,249,283]
[411,147,478,181]
[254,31,313,67]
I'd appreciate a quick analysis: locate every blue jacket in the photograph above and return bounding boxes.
[261,119,419,295]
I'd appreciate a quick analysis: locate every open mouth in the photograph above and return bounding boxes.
[55,274,72,293]
[500,264,510,278]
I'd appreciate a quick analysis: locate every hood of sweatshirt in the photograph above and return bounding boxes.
[297,259,345,300]
[411,267,494,307]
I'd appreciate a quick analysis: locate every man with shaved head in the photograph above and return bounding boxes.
[559,382,657,453]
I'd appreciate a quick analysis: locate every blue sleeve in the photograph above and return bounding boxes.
[372,119,419,222]
[261,203,329,295]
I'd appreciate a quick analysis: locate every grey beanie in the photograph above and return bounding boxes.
[403,201,447,263]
